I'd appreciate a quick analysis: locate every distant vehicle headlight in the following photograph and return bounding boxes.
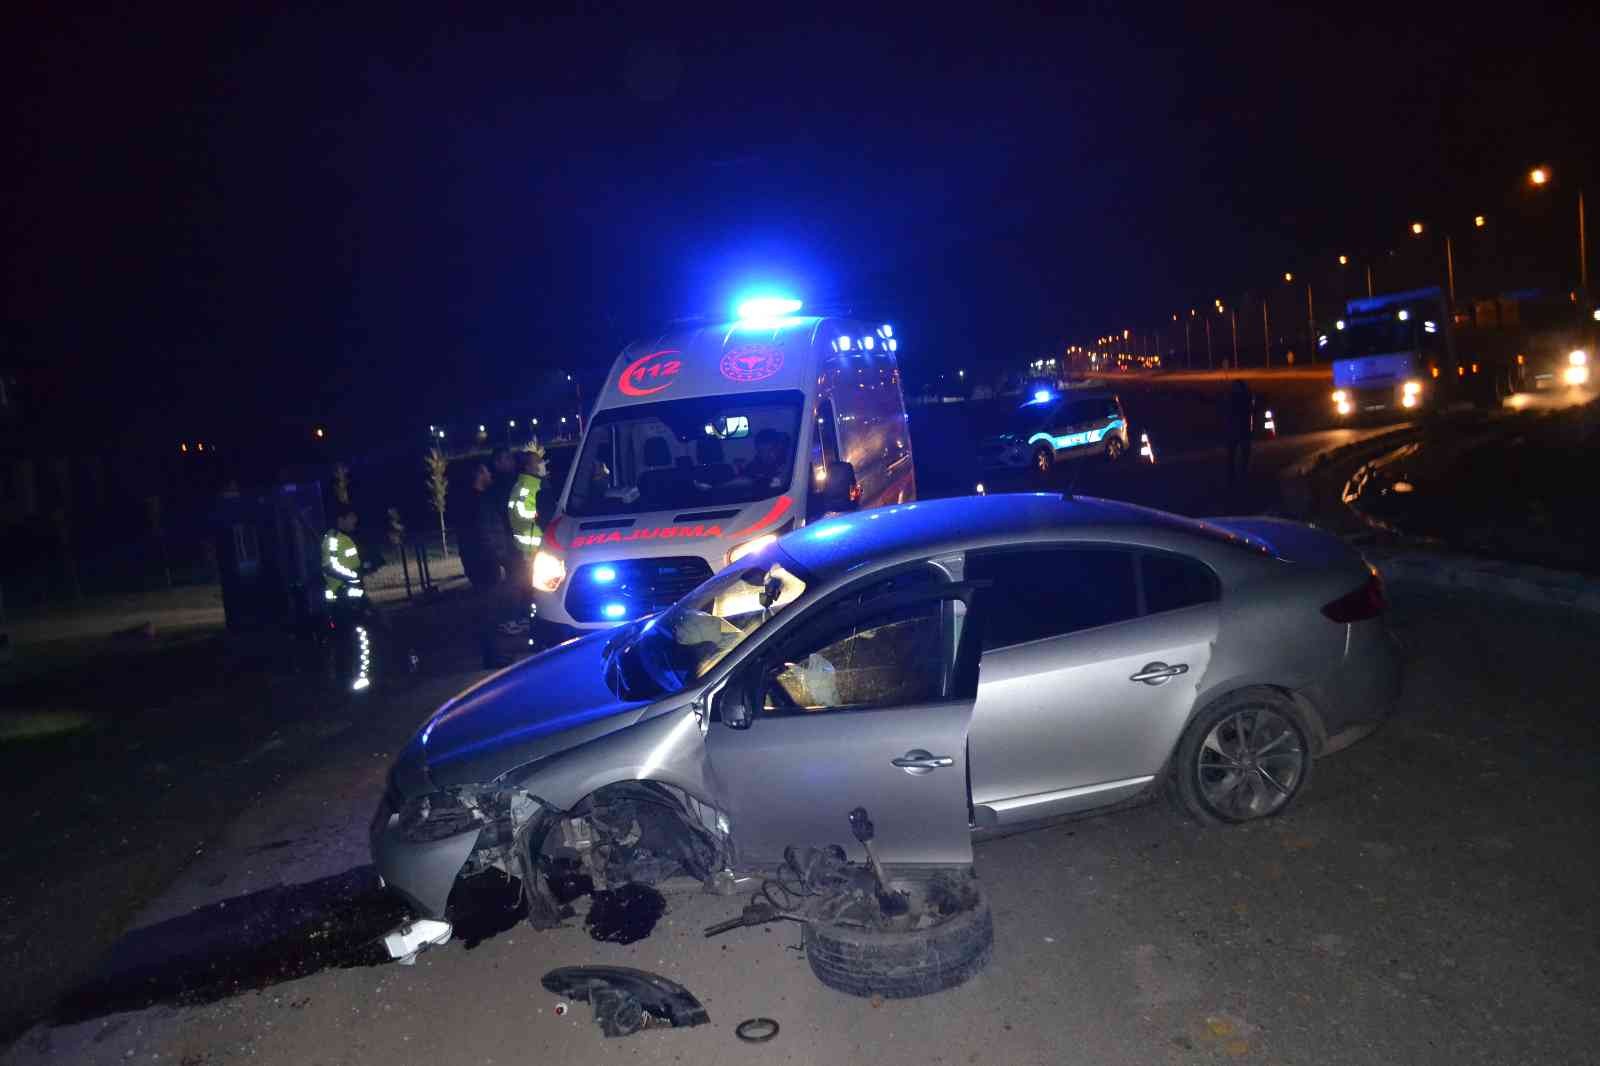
[1331,390,1347,404]
[1569,349,1588,367]
[1564,364,1589,386]
[1402,380,1422,396]
[532,550,567,592]
[1336,399,1352,415]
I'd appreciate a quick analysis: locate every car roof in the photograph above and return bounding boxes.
[778,493,1267,580]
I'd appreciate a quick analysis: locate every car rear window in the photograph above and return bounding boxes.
[1141,551,1220,614]
[968,547,1139,650]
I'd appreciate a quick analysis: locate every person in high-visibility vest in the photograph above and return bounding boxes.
[321,508,373,691]
[507,448,546,555]
[505,447,548,647]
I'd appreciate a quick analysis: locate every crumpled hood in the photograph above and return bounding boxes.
[395,630,649,795]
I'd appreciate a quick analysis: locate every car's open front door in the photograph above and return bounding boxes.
[703,584,979,868]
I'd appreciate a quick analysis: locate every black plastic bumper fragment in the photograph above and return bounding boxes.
[541,966,709,1037]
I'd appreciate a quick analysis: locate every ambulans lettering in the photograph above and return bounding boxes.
[618,349,683,397]
[569,524,723,548]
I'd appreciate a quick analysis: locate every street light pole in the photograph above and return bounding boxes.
[1204,316,1213,370]
[1366,263,1375,298]
[1580,189,1589,293]
[1261,297,1271,368]
[1305,282,1315,363]
[1445,235,1457,309]
[1230,308,1239,369]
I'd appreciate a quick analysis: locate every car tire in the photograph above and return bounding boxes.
[1105,435,1126,462]
[803,875,993,999]
[1031,446,1054,482]
[1166,689,1312,826]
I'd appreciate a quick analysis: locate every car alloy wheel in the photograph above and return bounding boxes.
[1195,706,1306,820]
[1105,435,1125,462]
[1168,690,1311,825]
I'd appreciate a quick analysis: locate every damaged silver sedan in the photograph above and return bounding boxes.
[372,493,1400,952]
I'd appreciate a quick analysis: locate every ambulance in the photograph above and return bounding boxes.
[529,297,916,645]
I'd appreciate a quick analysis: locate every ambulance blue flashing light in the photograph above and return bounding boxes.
[736,296,803,322]
[593,565,618,584]
[1034,389,1053,403]
[602,602,627,619]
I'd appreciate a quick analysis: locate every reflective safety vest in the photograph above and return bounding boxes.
[508,473,543,552]
[322,530,366,602]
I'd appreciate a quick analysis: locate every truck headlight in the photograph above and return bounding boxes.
[1569,349,1588,367]
[726,533,778,566]
[532,550,567,592]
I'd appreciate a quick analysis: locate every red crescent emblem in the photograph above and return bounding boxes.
[618,349,682,397]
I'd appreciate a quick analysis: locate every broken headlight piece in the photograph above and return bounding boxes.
[397,790,485,843]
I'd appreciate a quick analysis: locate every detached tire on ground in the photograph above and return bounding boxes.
[803,877,993,999]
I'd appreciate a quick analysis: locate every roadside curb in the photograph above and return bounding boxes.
[1282,423,1600,615]
[1364,548,1600,615]
[1277,425,1421,521]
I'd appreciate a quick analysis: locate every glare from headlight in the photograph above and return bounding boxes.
[1564,364,1590,386]
[726,533,777,566]
[1402,380,1422,395]
[532,550,566,592]
[1569,349,1588,367]
[1336,399,1352,415]
[1331,390,1347,404]
[1401,394,1417,408]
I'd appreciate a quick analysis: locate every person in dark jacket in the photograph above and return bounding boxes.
[1223,379,1255,489]
[457,462,516,668]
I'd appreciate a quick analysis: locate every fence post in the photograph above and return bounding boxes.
[400,542,413,600]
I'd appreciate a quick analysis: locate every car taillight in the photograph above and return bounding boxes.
[1321,571,1387,623]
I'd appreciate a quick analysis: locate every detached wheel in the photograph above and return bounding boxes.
[1167,690,1311,825]
[803,874,993,999]
[1031,446,1054,482]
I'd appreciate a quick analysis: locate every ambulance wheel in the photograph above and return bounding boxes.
[1032,446,1054,482]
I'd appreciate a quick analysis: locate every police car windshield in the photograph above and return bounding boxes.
[567,391,804,517]
[607,560,807,700]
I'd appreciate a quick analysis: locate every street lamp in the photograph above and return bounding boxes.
[1527,165,1588,293]
[1338,254,1348,266]
[1410,221,1425,236]
[1474,215,1486,229]
[1283,272,1294,283]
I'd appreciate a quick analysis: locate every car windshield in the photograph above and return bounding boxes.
[606,558,807,700]
[566,391,804,517]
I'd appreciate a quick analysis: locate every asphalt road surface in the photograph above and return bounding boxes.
[7,376,1596,1065]
[9,583,1594,1066]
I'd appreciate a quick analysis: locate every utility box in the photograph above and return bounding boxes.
[213,481,326,633]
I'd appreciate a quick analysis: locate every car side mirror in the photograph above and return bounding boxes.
[810,461,858,513]
[714,681,753,730]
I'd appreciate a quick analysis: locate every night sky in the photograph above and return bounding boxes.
[4,5,1596,456]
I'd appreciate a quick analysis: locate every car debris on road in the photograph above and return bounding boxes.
[541,966,709,1038]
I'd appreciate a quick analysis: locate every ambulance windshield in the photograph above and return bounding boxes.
[567,391,805,517]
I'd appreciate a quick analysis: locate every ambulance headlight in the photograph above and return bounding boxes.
[532,550,567,592]
[726,534,778,566]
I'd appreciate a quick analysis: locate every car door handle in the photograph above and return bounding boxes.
[892,749,955,775]
[1129,662,1188,685]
